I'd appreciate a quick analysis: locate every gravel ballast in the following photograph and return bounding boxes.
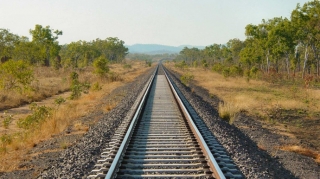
[165,67,320,179]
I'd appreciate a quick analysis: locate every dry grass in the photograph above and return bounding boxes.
[218,102,240,124]
[165,62,320,162]
[0,60,152,172]
[0,67,71,110]
[279,145,320,164]
[166,62,320,120]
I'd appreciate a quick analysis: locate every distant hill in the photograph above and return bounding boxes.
[126,44,205,54]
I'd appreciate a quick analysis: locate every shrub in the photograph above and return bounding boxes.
[123,63,132,69]
[192,61,198,67]
[230,65,243,77]
[180,73,194,86]
[212,63,224,73]
[222,67,230,78]
[93,56,109,77]
[108,72,123,82]
[3,115,13,129]
[70,72,81,99]
[250,66,259,78]
[17,103,52,129]
[55,96,66,107]
[218,102,239,124]
[145,60,152,67]
[0,134,12,153]
[91,82,102,91]
[0,60,34,93]
[69,72,91,100]
[175,61,187,69]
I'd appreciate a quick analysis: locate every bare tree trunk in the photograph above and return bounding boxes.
[285,53,290,78]
[311,44,319,77]
[266,49,270,73]
[302,45,309,79]
[45,47,50,67]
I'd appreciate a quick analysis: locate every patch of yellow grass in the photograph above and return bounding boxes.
[279,145,320,164]
[166,63,320,119]
[0,61,153,172]
[218,102,240,124]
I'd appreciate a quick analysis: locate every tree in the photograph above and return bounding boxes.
[29,24,62,66]
[291,1,320,78]
[268,17,296,76]
[245,20,272,73]
[93,37,128,63]
[0,29,19,62]
[226,38,244,63]
[13,36,43,64]
[93,56,109,77]
[0,60,34,92]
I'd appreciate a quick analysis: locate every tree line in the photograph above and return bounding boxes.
[0,24,128,69]
[175,0,320,80]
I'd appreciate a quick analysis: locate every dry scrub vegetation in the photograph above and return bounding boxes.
[165,62,320,164]
[0,61,152,172]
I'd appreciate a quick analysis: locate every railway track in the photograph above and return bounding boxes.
[89,65,243,179]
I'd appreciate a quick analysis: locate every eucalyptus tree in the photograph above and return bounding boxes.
[92,37,128,63]
[226,38,244,63]
[179,47,202,65]
[0,29,19,62]
[239,38,264,69]
[13,36,42,64]
[244,20,272,73]
[29,24,62,66]
[267,17,296,75]
[291,0,320,78]
[204,44,222,64]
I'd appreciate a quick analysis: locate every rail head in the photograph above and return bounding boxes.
[105,66,158,179]
[163,66,226,179]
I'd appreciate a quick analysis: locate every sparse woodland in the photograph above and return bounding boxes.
[169,0,320,164]
[0,24,153,167]
[175,1,320,83]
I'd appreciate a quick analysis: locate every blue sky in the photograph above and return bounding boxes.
[0,0,311,46]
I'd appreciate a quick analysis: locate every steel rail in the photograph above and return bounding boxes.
[104,66,158,179]
[163,66,226,179]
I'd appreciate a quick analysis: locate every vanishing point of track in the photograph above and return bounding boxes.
[89,65,243,179]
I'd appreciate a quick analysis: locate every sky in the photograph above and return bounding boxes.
[0,0,311,46]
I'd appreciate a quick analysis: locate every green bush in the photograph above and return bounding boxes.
[212,63,224,73]
[192,61,198,67]
[250,66,259,77]
[145,60,152,67]
[108,72,123,82]
[0,134,12,146]
[0,60,34,93]
[91,82,102,91]
[3,115,13,129]
[175,61,187,69]
[70,72,81,99]
[123,63,132,69]
[230,65,243,77]
[17,103,52,129]
[222,67,230,78]
[69,72,91,99]
[55,96,66,108]
[93,56,109,77]
[180,73,194,86]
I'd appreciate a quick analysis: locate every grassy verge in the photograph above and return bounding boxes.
[0,61,153,171]
[165,62,320,163]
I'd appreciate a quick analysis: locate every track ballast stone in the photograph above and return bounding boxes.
[165,67,300,179]
[38,68,155,179]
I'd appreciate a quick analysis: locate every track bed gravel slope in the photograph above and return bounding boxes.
[0,68,154,179]
[166,67,320,179]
